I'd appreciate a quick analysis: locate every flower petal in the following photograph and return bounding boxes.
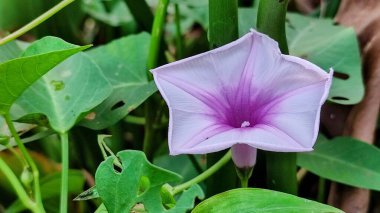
[262,69,333,148]
[151,30,280,114]
[151,32,255,96]
[169,109,230,155]
[180,125,312,154]
[152,30,333,155]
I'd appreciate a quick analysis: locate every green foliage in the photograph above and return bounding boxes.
[154,154,202,182]
[80,33,157,130]
[239,8,364,105]
[208,0,238,48]
[173,184,204,212]
[169,0,208,34]
[0,36,89,115]
[13,49,112,133]
[81,0,135,27]
[192,188,343,213]
[298,137,380,191]
[0,0,45,30]
[74,186,99,201]
[0,0,84,43]
[7,170,85,212]
[95,204,108,213]
[0,41,23,63]
[96,150,179,212]
[95,150,203,213]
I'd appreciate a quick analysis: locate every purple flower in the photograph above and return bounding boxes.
[151,30,332,167]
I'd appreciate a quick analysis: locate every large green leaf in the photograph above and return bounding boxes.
[0,37,89,114]
[12,51,112,133]
[298,137,380,190]
[192,188,343,213]
[238,8,364,105]
[95,150,181,212]
[80,33,157,130]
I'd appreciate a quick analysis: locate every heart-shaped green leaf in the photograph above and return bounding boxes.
[80,33,157,130]
[192,188,343,213]
[298,136,380,191]
[0,36,90,115]
[238,9,364,105]
[12,51,112,133]
[78,183,204,213]
[95,150,181,213]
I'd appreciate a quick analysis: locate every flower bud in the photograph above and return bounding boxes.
[231,144,257,169]
[20,167,33,189]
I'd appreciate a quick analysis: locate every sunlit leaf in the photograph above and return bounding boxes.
[0,37,89,115]
[192,188,343,213]
[12,51,112,133]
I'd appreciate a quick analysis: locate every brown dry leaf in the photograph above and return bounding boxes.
[327,1,380,212]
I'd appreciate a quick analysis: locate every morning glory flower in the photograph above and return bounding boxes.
[151,30,332,168]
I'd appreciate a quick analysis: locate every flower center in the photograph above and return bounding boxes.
[240,121,251,128]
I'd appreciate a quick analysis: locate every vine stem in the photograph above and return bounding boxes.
[4,113,45,212]
[317,177,326,202]
[59,132,69,213]
[143,0,169,161]
[257,0,298,195]
[125,115,145,125]
[146,0,169,74]
[0,0,75,45]
[240,178,249,188]
[124,0,154,31]
[206,0,239,196]
[172,150,232,195]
